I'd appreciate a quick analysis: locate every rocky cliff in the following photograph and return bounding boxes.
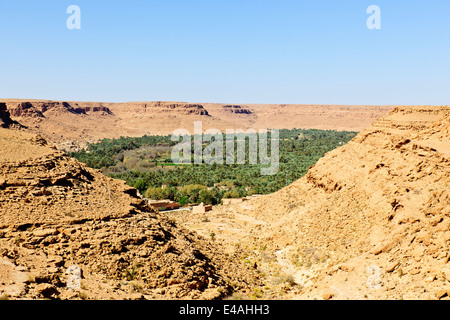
[0,103,21,128]
[7,101,113,117]
[0,103,13,127]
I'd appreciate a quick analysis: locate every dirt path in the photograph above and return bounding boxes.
[167,205,313,299]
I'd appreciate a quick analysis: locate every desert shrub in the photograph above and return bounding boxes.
[272,273,297,286]
[178,184,207,203]
[144,187,165,200]
[223,190,240,199]
[133,179,147,193]
[179,196,188,205]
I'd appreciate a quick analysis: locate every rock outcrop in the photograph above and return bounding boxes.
[7,102,45,118]
[73,106,113,115]
[112,101,210,116]
[222,105,253,115]
[0,103,13,128]
[0,129,260,299]
[0,103,21,128]
[150,102,210,116]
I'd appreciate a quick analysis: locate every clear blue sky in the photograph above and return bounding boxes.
[0,0,449,105]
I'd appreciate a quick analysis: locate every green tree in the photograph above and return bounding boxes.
[223,190,240,199]
[133,179,147,193]
[198,189,213,204]
[145,187,165,200]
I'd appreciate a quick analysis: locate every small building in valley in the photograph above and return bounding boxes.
[192,202,213,214]
[148,200,180,211]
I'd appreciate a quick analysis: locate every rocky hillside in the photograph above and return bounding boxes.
[0,129,260,300]
[213,105,449,299]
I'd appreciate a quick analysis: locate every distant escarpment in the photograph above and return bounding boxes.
[222,105,253,115]
[6,101,113,118]
[113,101,210,116]
[0,99,394,148]
[150,101,210,116]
